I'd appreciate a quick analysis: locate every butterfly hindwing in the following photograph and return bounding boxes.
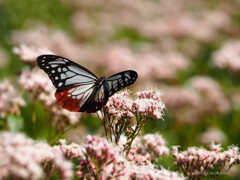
[80,83,109,113]
[106,70,138,96]
[55,84,95,112]
[37,55,97,91]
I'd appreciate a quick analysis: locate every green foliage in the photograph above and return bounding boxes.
[3,0,73,31]
[81,115,102,134]
[7,115,24,132]
[112,27,154,47]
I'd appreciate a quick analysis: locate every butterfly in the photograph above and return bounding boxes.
[37,55,138,113]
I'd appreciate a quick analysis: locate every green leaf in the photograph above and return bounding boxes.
[7,115,24,132]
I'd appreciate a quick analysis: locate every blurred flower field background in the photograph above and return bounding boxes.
[1,0,240,179]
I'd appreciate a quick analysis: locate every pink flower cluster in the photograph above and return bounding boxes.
[189,76,230,114]
[0,79,25,118]
[104,91,134,119]
[60,135,126,179]
[142,134,169,157]
[134,90,165,119]
[0,132,73,180]
[122,134,169,166]
[19,69,80,125]
[59,135,184,179]
[173,143,240,178]
[105,90,165,120]
[103,90,165,149]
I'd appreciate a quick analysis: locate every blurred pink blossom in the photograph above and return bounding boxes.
[199,127,226,144]
[0,79,25,118]
[142,134,169,157]
[189,76,230,114]
[70,0,233,43]
[13,44,54,63]
[102,46,189,80]
[11,25,82,60]
[213,40,240,72]
[162,76,229,124]
[0,132,73,180]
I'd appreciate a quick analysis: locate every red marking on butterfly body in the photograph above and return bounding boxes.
[55,87,81,112]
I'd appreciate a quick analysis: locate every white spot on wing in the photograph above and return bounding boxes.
[51,64,58,68]
[61,74,67,79]
[48,61,65,64]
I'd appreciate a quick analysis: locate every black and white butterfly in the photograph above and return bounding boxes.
[37,55,138,113]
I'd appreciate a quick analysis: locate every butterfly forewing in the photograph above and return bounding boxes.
[37,55,97,91]
[106,70,138,96]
